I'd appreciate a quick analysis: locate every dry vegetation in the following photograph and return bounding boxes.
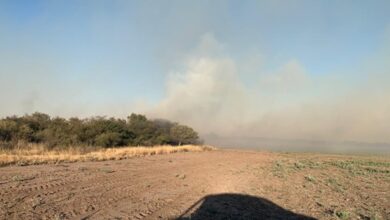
[0,144,215,167]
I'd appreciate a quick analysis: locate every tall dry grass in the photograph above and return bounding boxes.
[0,144,215,167]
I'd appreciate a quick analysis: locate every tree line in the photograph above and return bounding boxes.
[0,112,201,149]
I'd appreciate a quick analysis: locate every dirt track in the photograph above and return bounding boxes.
[0,150,389,219]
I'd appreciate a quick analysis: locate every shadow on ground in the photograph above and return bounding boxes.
[176,193,317,220]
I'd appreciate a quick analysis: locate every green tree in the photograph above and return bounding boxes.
[170,124,199,145]
[127,114,159,146]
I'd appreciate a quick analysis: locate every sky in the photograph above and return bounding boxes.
[1,0,390,146]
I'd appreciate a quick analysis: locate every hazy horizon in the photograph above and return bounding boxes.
[1,1,390,151]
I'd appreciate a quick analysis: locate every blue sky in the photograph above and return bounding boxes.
[1,0,390,143]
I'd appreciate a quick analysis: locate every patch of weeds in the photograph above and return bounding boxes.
[326,178,345,193]
[12,175,35,182]
[304,175,316,183]
[54,212,66,220]
[326,178,338,185]
[335,210,349,219]
[175,174,186,179]
[297,160,324,169]
[329,161,355,170]
[352,160,390,167]
[364,167,390,174]
[272,160,287,178]
[99,168,114,173]
[66,192,75,200]
[328,160,390,176]
[281,159,325,174]
[31,197,44,209]
[358,213,380,220]
[328,161,360,175]
[369,213,380,220]
[294,162,305,170]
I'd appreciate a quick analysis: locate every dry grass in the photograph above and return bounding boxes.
[0,144,216,167]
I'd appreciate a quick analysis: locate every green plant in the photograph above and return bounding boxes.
[335,210,349,219]
[304,175,316,182]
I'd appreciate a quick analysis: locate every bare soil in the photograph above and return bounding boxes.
[0,150,389,219]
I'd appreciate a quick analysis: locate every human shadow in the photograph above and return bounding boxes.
[176,193,317,220]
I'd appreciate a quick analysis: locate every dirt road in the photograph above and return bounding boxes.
[0,150,389,219]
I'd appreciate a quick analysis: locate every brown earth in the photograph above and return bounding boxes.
[0,150,389,220]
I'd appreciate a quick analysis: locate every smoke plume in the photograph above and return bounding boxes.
[143,33,390,147]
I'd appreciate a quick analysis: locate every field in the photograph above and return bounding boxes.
[0,149,389,219]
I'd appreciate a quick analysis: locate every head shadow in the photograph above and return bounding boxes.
[176,193,317,220]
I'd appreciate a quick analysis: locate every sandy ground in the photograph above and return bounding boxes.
[0,150,389,220]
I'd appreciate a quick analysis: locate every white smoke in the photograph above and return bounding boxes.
[144,33,390,144]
